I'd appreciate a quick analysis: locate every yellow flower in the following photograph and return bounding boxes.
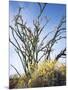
[28,79,32,84]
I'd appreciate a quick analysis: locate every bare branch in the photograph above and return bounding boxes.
[9,38,19,50]
[38,16,49,36]
[11,64,21,77]
[55,48,66,60]
[38,3,47,19]
[15,49,28,75]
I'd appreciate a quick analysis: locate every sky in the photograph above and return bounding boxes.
[9,1,66,75]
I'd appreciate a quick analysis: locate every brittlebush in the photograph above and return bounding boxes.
[9,60,66,88]
[28,60,66,87]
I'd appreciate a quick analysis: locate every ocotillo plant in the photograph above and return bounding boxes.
[9,3,66,78]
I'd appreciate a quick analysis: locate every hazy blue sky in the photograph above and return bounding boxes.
[9,1,66,75]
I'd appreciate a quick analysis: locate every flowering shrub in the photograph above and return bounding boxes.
[28,60,66,87]
[9,60,66,88]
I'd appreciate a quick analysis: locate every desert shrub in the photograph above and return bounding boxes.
[9,76,19,89]
[9,60,66,88]
[28,60,66,87]
[9,74,29,88]
[15,75,29,88]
